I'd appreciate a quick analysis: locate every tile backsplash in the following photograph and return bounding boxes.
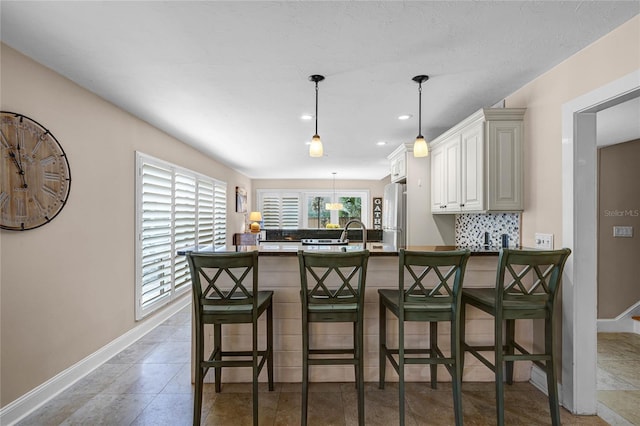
[455,213,521,247]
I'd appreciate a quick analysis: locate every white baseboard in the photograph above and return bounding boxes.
[0,295,190,426]
[597,301,640,333]
[529,364,563,407]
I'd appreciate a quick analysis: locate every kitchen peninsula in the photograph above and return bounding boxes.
[182,243,535,385]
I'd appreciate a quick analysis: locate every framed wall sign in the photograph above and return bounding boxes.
[372,197,382,230]
[236,186,247,213]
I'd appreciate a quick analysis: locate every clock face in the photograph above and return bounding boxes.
[1,112,71,231]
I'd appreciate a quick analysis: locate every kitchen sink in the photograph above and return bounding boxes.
[300,238,349,245]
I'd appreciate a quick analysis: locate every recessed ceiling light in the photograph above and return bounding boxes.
[377,141,387,146]
[301,114,313,120]
[304,141,311,145]
[398,114,412,120]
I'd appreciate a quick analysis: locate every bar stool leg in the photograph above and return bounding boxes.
[506,319,515,385]
[495,317,505,426]
[430,322,438,389]
[545,317,561,426]
[267,303,275,391]
[451,315,464,426]
[379,302,387,389]
[194,324,204,426]
[398,317,405,426]
[357,319,365,426]
[301,319,309,426]
[214,323,222,393]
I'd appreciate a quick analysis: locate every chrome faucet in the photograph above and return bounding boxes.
[340,219,367,249]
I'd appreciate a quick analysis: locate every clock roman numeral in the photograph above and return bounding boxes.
[31,137,44,157]
[0,129,11,149]
[16,198,26,217]
[42,185,58,198]
[40,155,56,166]
[0,192,9,209]
[32,196,45,214]
[43,172,60,181]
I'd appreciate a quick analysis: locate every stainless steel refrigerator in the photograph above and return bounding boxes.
[382,183,406,248]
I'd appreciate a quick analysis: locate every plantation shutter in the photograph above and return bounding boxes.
[213,181,227,245]
[136,152,227,320]
[139,162,173,310]
[260,192,300,229]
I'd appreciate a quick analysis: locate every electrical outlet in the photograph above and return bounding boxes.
[535,233,554,249]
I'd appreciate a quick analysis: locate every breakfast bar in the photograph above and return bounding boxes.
[181,243,535,385]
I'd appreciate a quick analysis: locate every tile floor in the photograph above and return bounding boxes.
[597,332,640,426]
[17,305,612,425]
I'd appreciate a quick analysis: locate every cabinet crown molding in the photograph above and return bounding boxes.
[429,108,526,149]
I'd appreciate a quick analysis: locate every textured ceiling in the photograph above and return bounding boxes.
[1,1,638,180]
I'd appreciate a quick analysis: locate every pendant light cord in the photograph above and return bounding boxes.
[314,81,319,136]
[418,82,423,138]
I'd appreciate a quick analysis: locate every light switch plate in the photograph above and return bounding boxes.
[613,226,633,238]
[535,233,554,249]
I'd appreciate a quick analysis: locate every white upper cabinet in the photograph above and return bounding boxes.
[430,108,525,214]
[388,143,408,183]
[431,134,461,212]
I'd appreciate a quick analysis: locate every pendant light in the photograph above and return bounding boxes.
[325,172,343,210]
[412,75,430,157]
[309,74,325,157]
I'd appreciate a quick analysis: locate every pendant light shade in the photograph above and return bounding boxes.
[309,74,325,157]
[326,172,343,210]
[412,75,430,158]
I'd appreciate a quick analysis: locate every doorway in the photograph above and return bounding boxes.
[561,70,640,414]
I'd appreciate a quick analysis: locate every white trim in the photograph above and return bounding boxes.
[561,69,640,415]
[597,300,640,333]
[0,295,190,426]
[529,364,563,406]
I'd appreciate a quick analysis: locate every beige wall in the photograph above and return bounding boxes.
[0,44,252,406]
[505,15,639,356]
[598,139,640,319]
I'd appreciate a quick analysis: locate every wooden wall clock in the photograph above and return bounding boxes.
[1,111,71,231]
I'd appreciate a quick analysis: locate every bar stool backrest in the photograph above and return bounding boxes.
[400,249,471,307]
[298,250,370,308]
[187,251,259,314]
[496,248,571,307]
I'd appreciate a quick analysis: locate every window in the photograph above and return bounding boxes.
[135,152,226,320]
[257,189,368,229]
[258,192,301,229]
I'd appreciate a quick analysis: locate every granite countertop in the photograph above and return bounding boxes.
[177,242,508,256]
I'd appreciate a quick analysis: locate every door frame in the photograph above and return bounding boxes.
[561,69,640,414]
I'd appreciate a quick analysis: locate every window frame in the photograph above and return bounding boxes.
[257,189,369,229]
[135,152,227,320]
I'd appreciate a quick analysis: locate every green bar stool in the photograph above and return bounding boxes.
[297,249,370,426]
[460,248,571,426]
[379,249,471,426]
[186,250,274,426]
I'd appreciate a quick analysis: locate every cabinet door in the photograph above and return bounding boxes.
[390,152,407,183]
[486,121,523,210]
[443,137,461,211]
[460,122,484,211]
[430,145,446,212]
